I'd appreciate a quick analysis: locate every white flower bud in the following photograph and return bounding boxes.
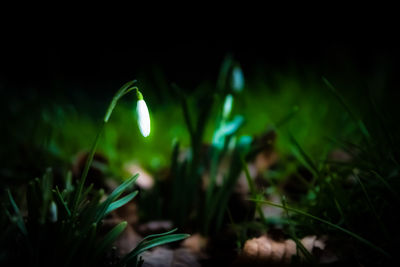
[231,65,244,93]
[222,94,234,119]
[136,99,151,137]
[49,201,58,222]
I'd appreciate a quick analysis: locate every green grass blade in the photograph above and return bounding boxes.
[289,134,320,177]
[95,221,127,256]
[322,77,371,140]
[96,174,139,223]
[171,83,195,140]
[354,173,389,239]
[7,189,27,235]
[120,228,181,264]
[250,198,390,258]
[216,54,233,91]
[53,187,71,217]
[81,183,94,202]
[275,105,299,128]
[108,174,139,202]
[241,157,267,224]
[241,157,256,194]
[281,197,314,263]
[137,228,179,243]
[105,191,138,215]
[122,233,190,264]
[370,170,400,201]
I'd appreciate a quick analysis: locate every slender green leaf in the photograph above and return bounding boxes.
[122,228,181,265]
[141,228,179,242]
[105,191,138,215]
[322,77,371,140]
[275,105,299,128]
[354,173,388,239]
[54,187,71,217]
[81,183,94,203]
[171,83,195,141]
[7,189,27,235]
[290,134,320,177]
[370,170,400,201]
[241,157,267,224]
[122,233,190,264]
[281,197,314,263]
[96,174,139,223]
[95,221,127,256]
[250,199,390,258]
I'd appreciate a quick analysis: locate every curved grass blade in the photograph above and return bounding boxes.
[95,221,127,256]
[370,170,400,201]
[289,134,320,177]
[136,228,179,245]
[275,105,299,128]
[95,174,139,223]
[322,77,371,141]
[105,190,138,215]
[6,189,27,235]
[241,157,267,224]
[121,233,190,265]
[354,173,389,239]
[281,197,314,263]
[171,83,194,141]
[53,187,71,217]
[250,198,390,258]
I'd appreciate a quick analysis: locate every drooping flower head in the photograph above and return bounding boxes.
[231,64,244,93]
[136,89,150,137]
[222,94,234,119]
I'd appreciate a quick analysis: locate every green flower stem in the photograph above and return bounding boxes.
[72,80,137,214]
[72,121,106,213]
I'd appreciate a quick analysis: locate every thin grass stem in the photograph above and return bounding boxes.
[250,198,390,258]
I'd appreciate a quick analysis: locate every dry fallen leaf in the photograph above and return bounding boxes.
[181,233,208,259]
[124,162,155,190]
[240,234,331,264]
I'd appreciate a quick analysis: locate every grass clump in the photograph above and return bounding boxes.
[1,81,189,267]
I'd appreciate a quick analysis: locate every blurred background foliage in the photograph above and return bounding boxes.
[1,59,395,182]
[0,38,398,197]
[1,37,400,265]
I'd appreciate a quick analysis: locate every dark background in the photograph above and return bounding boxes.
[1,36,399,111]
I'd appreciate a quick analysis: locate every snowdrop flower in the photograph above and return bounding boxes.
[49,201,58,222]
[222,94,234,119]
[231,65,244,93]
[136,89,150,137]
